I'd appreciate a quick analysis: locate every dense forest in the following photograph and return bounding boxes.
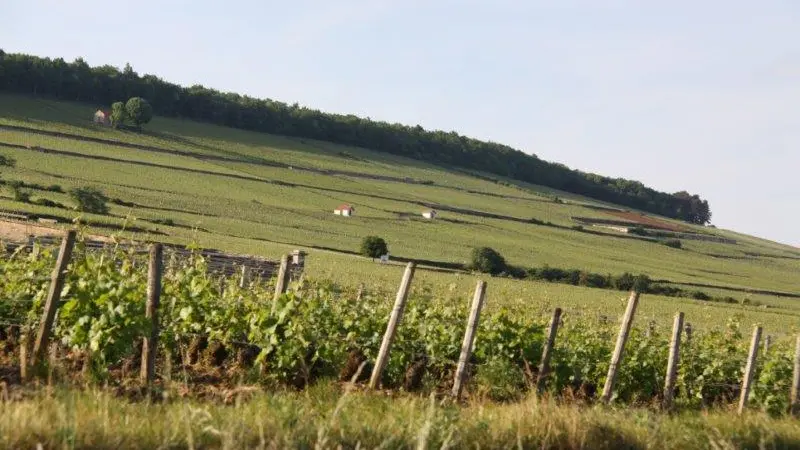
[0,50,712,224]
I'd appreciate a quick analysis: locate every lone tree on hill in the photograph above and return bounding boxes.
[70,186,109,214]
[110,101,127,128]
[125,97,153,128]
[470,247,506,275]
[360,236,388,260]
[110,97,153,130]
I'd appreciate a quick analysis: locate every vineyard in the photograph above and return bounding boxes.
[1,231,798,418]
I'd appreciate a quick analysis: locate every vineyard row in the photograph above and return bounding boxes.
[1,230,799,414]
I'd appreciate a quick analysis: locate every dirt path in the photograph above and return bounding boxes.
[0,218,112,244]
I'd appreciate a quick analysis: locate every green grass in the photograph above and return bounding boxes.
[0,92,798,318]
[2,387,799,449]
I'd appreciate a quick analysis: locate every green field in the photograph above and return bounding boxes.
[0,92,798,333]
[2,93,800,449]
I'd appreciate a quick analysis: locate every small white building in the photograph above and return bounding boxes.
[422,209,437,220]
[93,109,111,126]
[334,204,355,217]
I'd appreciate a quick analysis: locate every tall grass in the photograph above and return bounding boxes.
[1,385,799,449]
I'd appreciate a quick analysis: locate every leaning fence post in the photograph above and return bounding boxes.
[738,325,762,414]
[271,254,291,311]
[368,262,416,389]
[140,243,163,385]
[536,307,562,392]
[790,335,799,416]
[31,230,76,370]
[600,291,640,403]
[662,311,685,409]
[452,280,488,399]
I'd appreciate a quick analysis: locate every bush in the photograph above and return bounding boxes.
[8,181,31,203]
[614,273,651,292]
[663,239,682,249]
[35,198,65,208]
[691,291,711,301]
[571,225,585,232]
[46,184,64,193]
[110,197,136,207]
[533,265,568,282]
[470,247,506,275]
[0,154,16,168]
[360,236,388,259]
[69,187,109,214]
[504,265,527,279]
[151,218,175,226]
[628,226,648,236]
[582,272,611,289]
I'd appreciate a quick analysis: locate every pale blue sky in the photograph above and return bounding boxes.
[3,1,799,246]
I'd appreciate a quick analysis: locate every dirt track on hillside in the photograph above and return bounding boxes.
[0,219,112,244]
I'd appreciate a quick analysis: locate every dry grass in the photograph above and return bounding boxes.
[1,385,799,449]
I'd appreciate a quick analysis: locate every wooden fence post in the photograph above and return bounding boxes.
[239,265,249,289]
[140,243,163,385]
[31,230,76,370]
[368,262,416,389]
[19,333,29,382]
[662,312,684,409]
[452,280,488,399]
[536,307,562,392]
[271,254,291,311]
[600,291,640,403]
[763,335,771,354]
[738,325,762,414]
[790,335,800,417]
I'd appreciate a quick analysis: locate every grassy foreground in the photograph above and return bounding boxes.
[2,386,799,449]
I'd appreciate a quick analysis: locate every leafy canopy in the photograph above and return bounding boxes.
[360,236,388,259]
[69,186,109,214]
[470,247,506,275]
[125,97,153,127]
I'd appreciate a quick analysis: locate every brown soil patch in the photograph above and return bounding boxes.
[603,211,687,232]
[0,219,113,244]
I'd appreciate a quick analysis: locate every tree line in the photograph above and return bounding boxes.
[0,50,711,224]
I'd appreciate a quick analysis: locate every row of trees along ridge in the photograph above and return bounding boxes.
[0,50,712,224]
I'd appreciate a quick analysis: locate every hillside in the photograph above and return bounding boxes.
[0,50,711,224]
[0,92,797,306]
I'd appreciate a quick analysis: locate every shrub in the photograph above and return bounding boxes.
[110,197,136,207]
[504,265,527,279]
[46,184,64,193]
[691,291,711,301]
[69,187,109,214]
[582,272,611,289]
[35,198,65,208]
[533,265,569,282]
[628,226,648,236]
[8,181,31,203]
[614,273,651,292]
[663,239,682,249]
[0,154,16,168]
[151,218,175,226]
[571,225,585,232]
[360,236,388,259]
[470,247,506,275]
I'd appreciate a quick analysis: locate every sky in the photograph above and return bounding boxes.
[3,0,799,246]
